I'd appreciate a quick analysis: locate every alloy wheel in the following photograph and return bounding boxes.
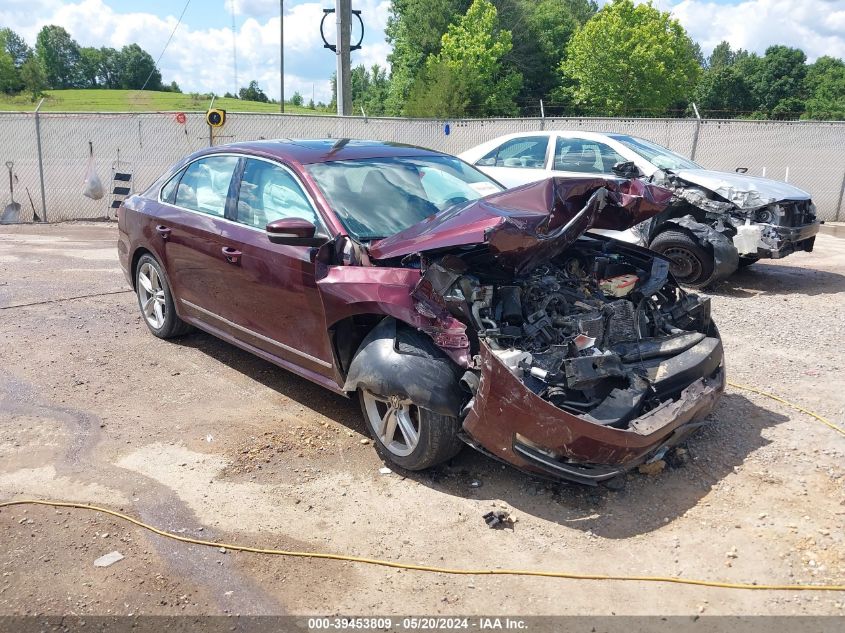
[137,262,167,329]
[361,392,421,457]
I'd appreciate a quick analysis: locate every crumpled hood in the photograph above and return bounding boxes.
[673,169,811,210]
[368,177,672,273]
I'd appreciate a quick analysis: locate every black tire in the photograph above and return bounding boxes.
[135,253,192,339]
[649,230,716,288]
[738,255,760,268]
[358,391,463,471]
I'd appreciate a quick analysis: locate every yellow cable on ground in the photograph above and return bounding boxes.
[1,384,842,591]
[1,499,843,592]
[727,381,845,437]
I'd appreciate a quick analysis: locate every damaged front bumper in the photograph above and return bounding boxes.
[755,220,820,259]
[462,338,725,485]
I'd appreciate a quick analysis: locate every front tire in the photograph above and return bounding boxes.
[359,391,463,471]
[135,254,192,339]
[650,230,716,288]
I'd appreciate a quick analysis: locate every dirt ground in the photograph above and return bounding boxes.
[0,222,843,617]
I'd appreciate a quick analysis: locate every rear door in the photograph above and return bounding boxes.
[549,135,629,178]
[219,157,335,379]
[155,154,242,331]
[472,135,552,188]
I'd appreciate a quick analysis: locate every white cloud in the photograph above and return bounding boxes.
[0,0,392,104]
[670,0,845,61]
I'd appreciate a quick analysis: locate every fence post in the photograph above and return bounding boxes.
[690,102,701,161]
[34,98,48,222]
[539,100,545,131]
[836,169,845,222]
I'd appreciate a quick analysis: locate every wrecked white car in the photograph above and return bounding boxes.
[460,132,821,287]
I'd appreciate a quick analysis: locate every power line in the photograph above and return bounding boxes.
[141,0,192,91]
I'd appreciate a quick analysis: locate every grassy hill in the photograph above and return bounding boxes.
[0,89,324,114]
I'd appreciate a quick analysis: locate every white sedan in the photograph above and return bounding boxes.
[459,131,819,287]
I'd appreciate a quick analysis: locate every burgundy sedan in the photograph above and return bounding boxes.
[118,140,724,485]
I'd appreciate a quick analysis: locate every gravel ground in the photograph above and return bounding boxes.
[0,222,843,617]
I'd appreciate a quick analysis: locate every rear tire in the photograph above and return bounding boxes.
[650,230,715,288]
[359,390,463,471]
[135,254,192,339]
[738,255,760,268]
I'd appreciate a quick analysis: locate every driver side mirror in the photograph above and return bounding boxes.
[612,161,644,179]
[266,218,328,247]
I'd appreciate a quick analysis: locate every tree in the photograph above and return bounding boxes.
[413,0,521,116]
[116,44,160,90]
[20,56,46,100]
[97,47,121,88]
[0,51,16,94]
[559,0,701,115]
[708,41,737,69]
[290,90,303,106]
[405,59,472,117]
[498,0,596,107]
[0,28,32,68]
[384,0,470,115]
[803,56,845,120]
[35,25,81,89]
[330,64,392,115]
[694,66,756,117]
[239,80,268,102]
[753,45,807,118]
[77,47,103,88]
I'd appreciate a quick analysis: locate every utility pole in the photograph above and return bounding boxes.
[336,0,352,116]
[279,0,284,113]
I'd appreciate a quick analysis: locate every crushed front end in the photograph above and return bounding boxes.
[375,177,725,485]
[650,171,821,281]
[427,237,724,484]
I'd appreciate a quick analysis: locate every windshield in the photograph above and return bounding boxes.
[306,155,503,241]
[609,134,701,171]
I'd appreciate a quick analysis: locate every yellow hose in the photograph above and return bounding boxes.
[727,381,845,437]
[1,497,842,592]
[1,383,842,591]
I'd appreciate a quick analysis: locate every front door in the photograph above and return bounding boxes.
[216,157,335,379]
[474,135,552,188]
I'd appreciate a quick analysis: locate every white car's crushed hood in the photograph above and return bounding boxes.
[673,169,811,210]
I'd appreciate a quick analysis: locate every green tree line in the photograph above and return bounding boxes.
[0,25,178,99]
[374,0,845,120]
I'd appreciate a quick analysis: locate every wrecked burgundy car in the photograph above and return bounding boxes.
[118,140,724,485]
[461,132,821,287]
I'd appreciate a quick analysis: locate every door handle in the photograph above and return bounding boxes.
[222,246,242,264]
[155,225,172,239]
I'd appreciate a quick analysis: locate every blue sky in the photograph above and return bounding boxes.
[1,0,843,103]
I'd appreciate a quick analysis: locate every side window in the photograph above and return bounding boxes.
[477,136,549,169]
[160,171,181,204]
[554,138,627,174]
[236,159,319,229]
[174,156,239,217]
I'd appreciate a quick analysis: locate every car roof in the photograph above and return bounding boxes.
[196,138,445,165]
[482,130,633,142]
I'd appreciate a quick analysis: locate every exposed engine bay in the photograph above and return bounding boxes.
[418,236,717,431]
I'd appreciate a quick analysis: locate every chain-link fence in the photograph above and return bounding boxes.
[0,111,843,222]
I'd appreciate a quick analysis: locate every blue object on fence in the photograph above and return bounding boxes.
[444,123,450,136]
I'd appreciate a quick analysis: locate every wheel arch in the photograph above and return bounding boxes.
[341,317,467,417]
[129,246,155,290]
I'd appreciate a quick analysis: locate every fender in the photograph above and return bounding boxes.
[664,215,739,282]
[343,318,466,417]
